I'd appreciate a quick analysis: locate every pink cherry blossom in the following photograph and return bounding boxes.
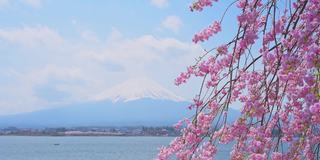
[158,0,320,159]
[193,21,221,43]
[190,0,218,12]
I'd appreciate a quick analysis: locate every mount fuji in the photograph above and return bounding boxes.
[0,77,191,128]
[0,77,240,128]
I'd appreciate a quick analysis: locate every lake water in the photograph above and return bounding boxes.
[0,136,232,160]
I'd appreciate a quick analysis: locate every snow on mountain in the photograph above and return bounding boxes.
[93,77,185,102]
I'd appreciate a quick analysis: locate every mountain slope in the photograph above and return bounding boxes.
[0,99,191,127]
[0,98,240,128]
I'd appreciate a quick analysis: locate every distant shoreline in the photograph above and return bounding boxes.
[0,126,180,137]
[0,134,177,137]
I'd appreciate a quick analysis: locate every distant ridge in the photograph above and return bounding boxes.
[0,98,191,128]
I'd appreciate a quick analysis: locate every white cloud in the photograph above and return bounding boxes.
[80,30,99,43]
[107,27,123,41]
[0,65,88,115]
[84,34,193,62]
[0,0,43,9]
[161,15,182,33]
[0,26,202,115]
[22,0,42,8]
[150,0,168,8]
[0,0,9,8]
[0,26,64,48]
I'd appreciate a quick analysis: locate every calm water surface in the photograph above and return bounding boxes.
[0,136,232,160]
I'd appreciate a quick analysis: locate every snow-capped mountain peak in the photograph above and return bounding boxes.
[93,77,185,102]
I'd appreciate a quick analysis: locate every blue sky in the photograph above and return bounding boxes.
[0,0,238,115]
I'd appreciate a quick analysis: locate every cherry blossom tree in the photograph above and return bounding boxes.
[158,0,320,159]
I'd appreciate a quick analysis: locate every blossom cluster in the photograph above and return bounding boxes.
[190,0,218,12]
[192,21,221,43]
[159,0,320,159]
